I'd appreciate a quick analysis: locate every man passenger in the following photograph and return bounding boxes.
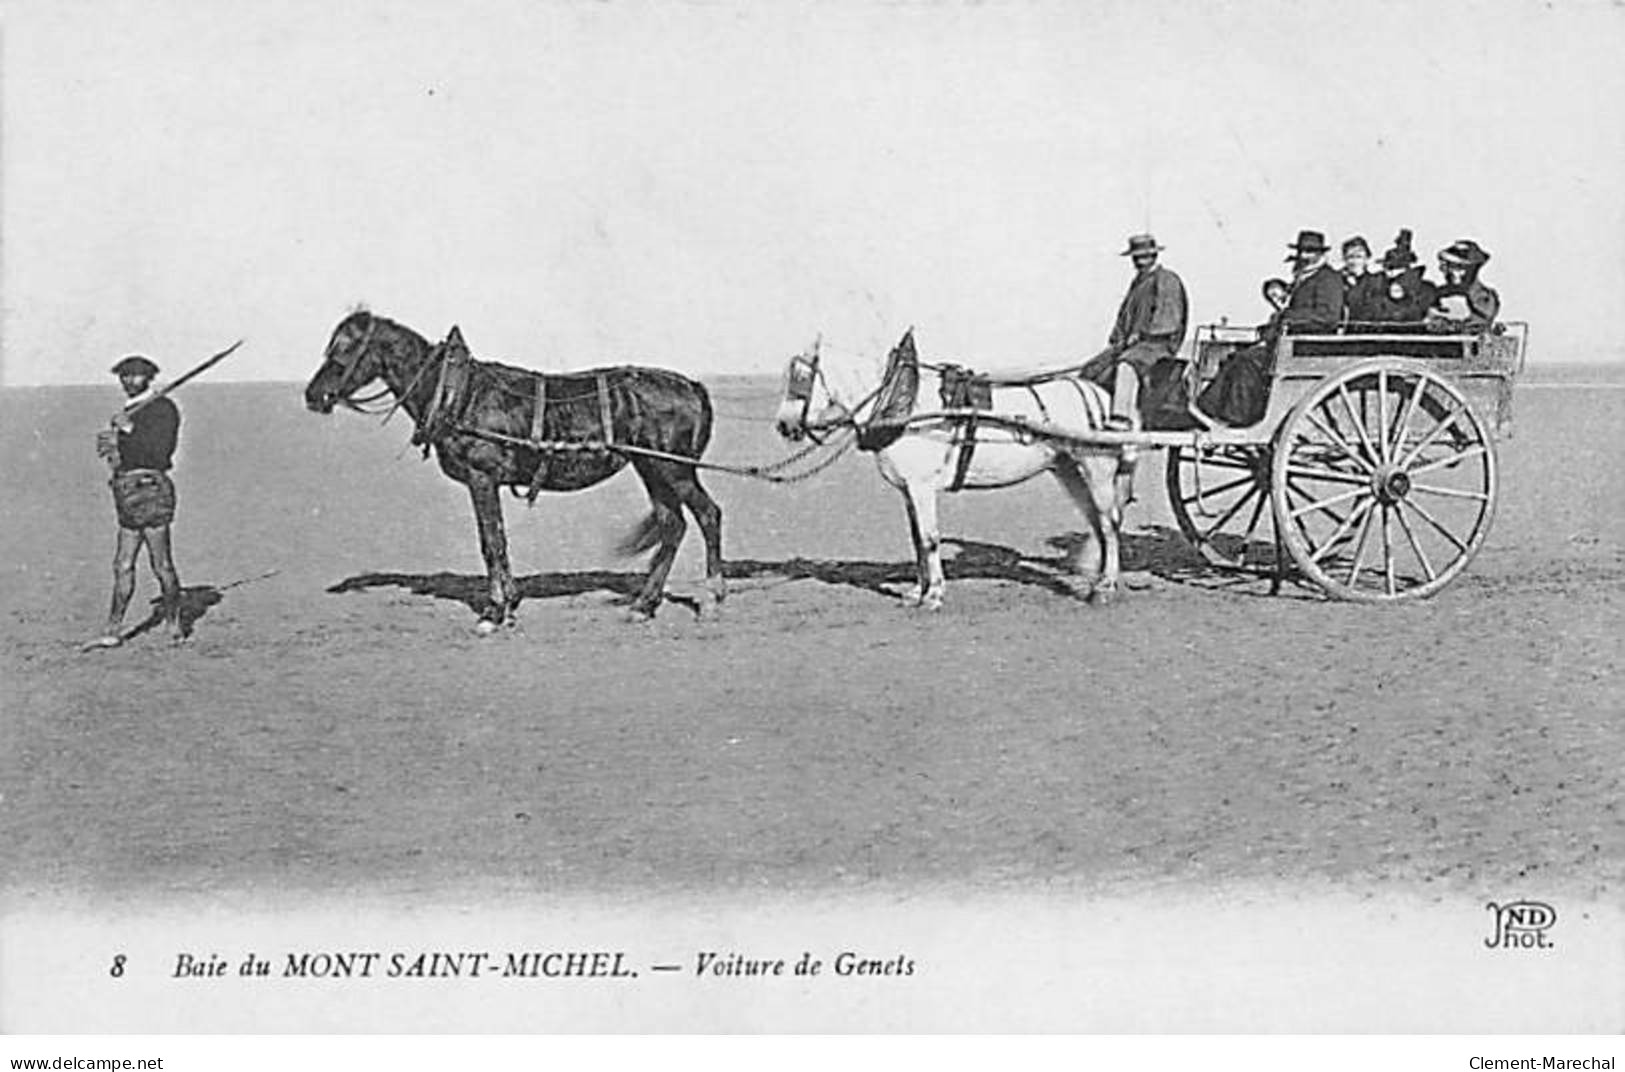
[1281,229,1347,333]
[1196,230,1345,427]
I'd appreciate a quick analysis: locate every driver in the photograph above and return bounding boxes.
[1080,232,1189,504]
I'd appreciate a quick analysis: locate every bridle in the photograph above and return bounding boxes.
[324,314,388,411]
[784,338,867,446]
[783,342,824,442]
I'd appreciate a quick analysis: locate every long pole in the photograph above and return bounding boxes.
[123,339,245,417]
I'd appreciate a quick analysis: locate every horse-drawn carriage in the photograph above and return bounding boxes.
[774,319,1526,606]
[1165,322,1526,601]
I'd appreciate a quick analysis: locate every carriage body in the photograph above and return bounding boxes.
[1186,322,1526,443]
[1166,321,1527,601]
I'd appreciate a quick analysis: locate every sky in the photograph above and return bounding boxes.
[4,0,1623,386]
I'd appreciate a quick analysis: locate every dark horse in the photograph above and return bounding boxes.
[304,310,725,630]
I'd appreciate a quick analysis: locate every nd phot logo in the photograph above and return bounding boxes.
[1484,900,1556,949]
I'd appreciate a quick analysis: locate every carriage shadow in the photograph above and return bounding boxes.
[325,527,1289,613]
[1096,524,1318,600]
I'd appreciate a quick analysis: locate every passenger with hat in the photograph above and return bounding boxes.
[1425,239,1499,334]
[1339,235,1375,291]
[1261,277,1291,316]
[88,355,185,648]
[1080,232,1189,503]
[1195,230,1345,426]
[1279,229,1347,335]
[1347,229,1435,331]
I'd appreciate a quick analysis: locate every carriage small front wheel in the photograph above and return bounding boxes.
[1166,443,1281,574]
[1268,358,1498,602]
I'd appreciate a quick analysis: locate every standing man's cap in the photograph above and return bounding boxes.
[1341,235,1371,256]
[111,355,159,377]
[1285,230,1331,260]
[1438,239,1491,268]
[1119,233,1164,257]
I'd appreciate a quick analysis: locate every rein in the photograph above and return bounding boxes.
[454,420,858,485]
[380,340,442,427]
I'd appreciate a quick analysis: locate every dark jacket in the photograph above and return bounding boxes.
[1426,278,1500,334]
[1109,264,1188,353]
[1280,264,1346,335]
[1348,268,1435,330]
[116,397,180,472]
[1340,269,1373,293]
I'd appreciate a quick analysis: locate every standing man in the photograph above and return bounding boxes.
[1081,232,1189,503]
[89,355,184,648]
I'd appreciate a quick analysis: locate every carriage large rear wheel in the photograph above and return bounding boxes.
[1166,443,1281,573]
[1270,359,1497,602]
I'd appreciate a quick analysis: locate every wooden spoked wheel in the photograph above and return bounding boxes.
[1166,443,1280,573]
[1270,359,1497,602]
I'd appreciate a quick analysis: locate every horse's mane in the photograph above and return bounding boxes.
[346,305,423,343]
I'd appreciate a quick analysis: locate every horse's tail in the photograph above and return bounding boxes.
[614,510,668,558]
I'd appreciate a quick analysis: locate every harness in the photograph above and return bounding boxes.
[858,350,1110,491]
[854,341,921,452]
[935,365,994,492]
[333,321,859,488]
[412,326,476,449]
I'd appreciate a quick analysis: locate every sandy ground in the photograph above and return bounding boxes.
[1,373,1621,908]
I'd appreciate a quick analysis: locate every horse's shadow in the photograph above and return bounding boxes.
[326,526,1286,612]
[326,570,646,615]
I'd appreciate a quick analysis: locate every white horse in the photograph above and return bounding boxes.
[774,330,1125,609]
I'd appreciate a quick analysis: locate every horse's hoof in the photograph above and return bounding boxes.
[898,586,924,607]
[918,591,944,612]
[1088,584,1119,607]
[626,606,657,624]
[474,619,500,637]
[699,580,727,616]
[1060,577,1094,601]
